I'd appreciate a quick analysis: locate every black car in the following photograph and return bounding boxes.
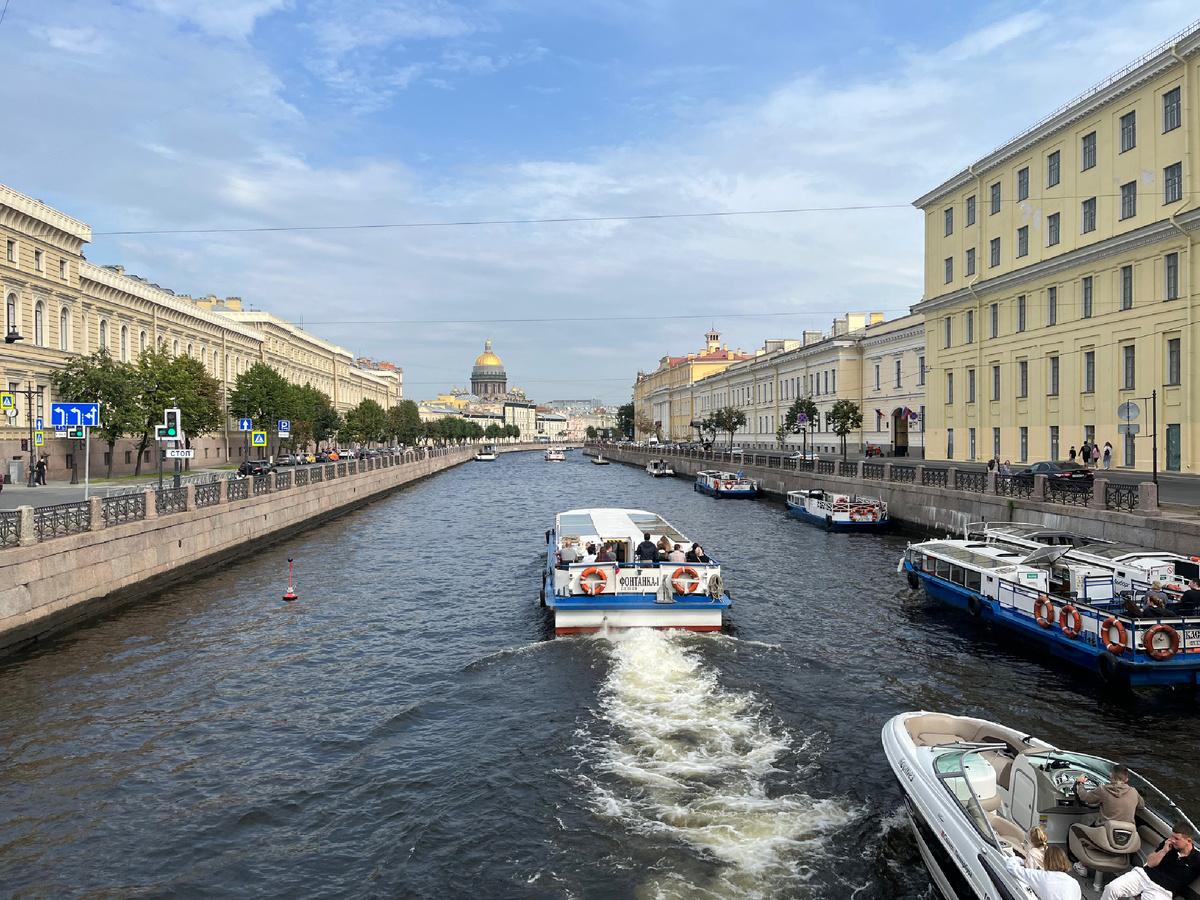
[238,459,276,477]
[1017,461,1094,481]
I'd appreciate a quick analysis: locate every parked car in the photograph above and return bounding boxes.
[275,454,298,466]
[1016,460,1094,481]
[238,459,276,477]
[788,451,820,461]
[314,451,333,463]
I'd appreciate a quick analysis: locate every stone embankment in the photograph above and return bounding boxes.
[590,444,1200,555]
[0,444,545,655]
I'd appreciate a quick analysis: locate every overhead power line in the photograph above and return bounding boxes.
[300,308,911,326]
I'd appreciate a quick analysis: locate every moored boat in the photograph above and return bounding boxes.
[786,489,888,532]
[646,458,674,477]
[475,442,498,461]
[900,538,1200,686]
[542,508,730,634]
[545,447,566,462]
[592,454,610,465]
[694,469,758,498]
[883,710,1199,899]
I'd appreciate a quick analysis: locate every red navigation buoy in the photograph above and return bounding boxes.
[283,557,298,601]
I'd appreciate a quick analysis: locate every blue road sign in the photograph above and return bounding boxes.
[238,418,253,431]
[34,431,44,446]
[35,417,43,430]
[277,419,290,433]
[50,402,100,428]
[251,431,267,446]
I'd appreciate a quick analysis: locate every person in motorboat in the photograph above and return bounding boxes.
[1004,846,1081,900]
[1024,825,1049,869]
[685,544,711,564]
[635,533,659,565]
[1176,580,1200,615]
[1100,821,1200,900]
[668,543,686,564]
[1075,764,1144,827]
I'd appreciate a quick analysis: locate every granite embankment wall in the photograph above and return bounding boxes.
[589,445,1200,555]
[0,445,506,654]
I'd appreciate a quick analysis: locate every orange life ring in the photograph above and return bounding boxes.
[1143,624,1179,661]
[850,506,878,522]
[724,481,734,490]
[671,566,701,594]
[1101,617,1127,655]
[579,566,607,595]
[1059,605,1083,638]
[1167,584,1184,592]
[1034,595,1055,629]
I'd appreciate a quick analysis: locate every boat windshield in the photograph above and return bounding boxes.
[932,747,1003,848]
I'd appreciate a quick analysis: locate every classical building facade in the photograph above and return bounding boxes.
[914,24,1200,471]
[470,340,507,396]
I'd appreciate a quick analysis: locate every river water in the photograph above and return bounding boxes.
[2,450,1200,899]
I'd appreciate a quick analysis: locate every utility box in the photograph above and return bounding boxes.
[8,458,23,484]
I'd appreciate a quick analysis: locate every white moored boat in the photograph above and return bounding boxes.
[883,711,1199,899]
[475,442,498,461]
[694,469,758,498]
[545,447,566,462]
[645,458,674,477]
[786,489,888,532]
[542,508,730,634]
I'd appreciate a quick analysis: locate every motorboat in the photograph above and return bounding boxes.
[646,458,674,477]
[542,508,730,634]
[694,469,758,498]
[883,710,1199,898]
[900,539,1200,686]
[545,447,566,462]
[786,489,888,532]
[475,443,498,461]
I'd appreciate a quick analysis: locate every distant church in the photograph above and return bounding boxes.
[470,339,507,396]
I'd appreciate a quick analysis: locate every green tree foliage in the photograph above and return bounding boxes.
[711,406,747,448]
[485,423,503,440]
[504,424,520,440]
[288,383,338,451]
[387,399,423,446]
[699,413,719,443]
[131,349,222,475]
[633,412,655,440]
[784,397,819,456]
[585,425,598,440]
[615,402,635,439]
[51,349,140,478]
[828,399,864,460]
[229,362,296,459]
[341,398,388,445]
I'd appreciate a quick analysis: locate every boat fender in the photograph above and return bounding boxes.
[825,514,833,531]
[545,530,551,544]
[1100,617,1127,655]
[1059,605,1083,639]
[578,566,607,595]
[671,567,701,594]
[539,587,546,607]
[906,569,919,591]
[967,595,983,617]
[1097,651,1122,684]
[1143,624,1179,661]
[1034,595,1055,629]
[707,572,724,601]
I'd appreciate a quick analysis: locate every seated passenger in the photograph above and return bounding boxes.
[596,543,616,563]
[685,544,712,564]
[1024,826,1048,870]
[635,533,659,564]
[1176,580,1200,615]
[558,540,580,566]
[1100,821,1200,900]
[1005,846,1080,900]
[1144,582,1170,617]
[656,535,673,559]
[668,543,687,563]
[581,543,598,565]
[1076,764,1144,826]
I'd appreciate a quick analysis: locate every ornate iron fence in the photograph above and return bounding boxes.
[102,493,147,526]
[35,501,92,541]
[0,510,20,547]
[155,486,188,515]
[295,468,309,487]
[194,482,221,508]
[816,460,836,475]
[348,461,357,474]
[922,468,948,488]
[325,464,336,479]
[275,471,292,490]
[862,463,884,480]
[955,471,987,493]
[891,465,915,483]
[252,474,272,496]
[996,474,1034,499]
[312,466,324,483]
[337,463,346,477]
[794,458,815,472]
[1046,480,1093,506]
[1106,484,1139,512]
[227,479,249,502]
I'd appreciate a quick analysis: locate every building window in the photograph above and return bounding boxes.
[1050,425,1059,461]
[1121,264,1133,309]
[5,293,14,335]
[1120,181,1137,220]
[1019,426,1028,463]
[173,339,179,356]
[140,331,147,353]
[874,363,881,391]
[992,365,1001,401]
[1082,275,1093,318]
[1049,355,1059,395]
[5,239,15,263]
[1168,337,1181,385]
[1018,360,1028,397]
[59,307,68,350]
[969,427,976,461]
[1164,86,1182,132]
[990,303,998,338]
[1085,425,1095,445]
[944,257,953,284]
[33,249,44,272]
[1016,295,1026,332]
[1167,252,1180,301]
[895,359,902,388]
[989,237,1000,268]
[34,301,44,346]
[1122,344,1136,390]
[1047,286,1057,325]
[59,258,67,280]
[917,356,925,386]
[1016,225,1029,257]
[966,195,976,226]
[944,207,954,236]
[1120,110,1136,152]
[947,428,954,460]
[1124,432,1135,467]
[965,309,974,344]
[1082,131,1097,170]
[993,427,1000,458]
[1017,167,1029,201]
[1047,150,1060,187]
[99,319,107,350]
[36,386,43,421]
[946,372,953,405]
[1165,162,1183,204]
[990,182,1001,215]
[121,325,128,362]
[967,368,976,403]
[1081,197,1096,233]
[944,317,952,348]
[1084,351,1095,393]
[1047,212,1060,246]
[965,247,975,276]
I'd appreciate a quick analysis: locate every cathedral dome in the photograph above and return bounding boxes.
[470,339,507,396]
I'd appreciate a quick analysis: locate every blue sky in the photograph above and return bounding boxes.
[4,0,1198,403]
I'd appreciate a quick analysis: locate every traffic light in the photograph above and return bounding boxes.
[20,439,27,451]
[68,426,85,439]
[164,408,180,438]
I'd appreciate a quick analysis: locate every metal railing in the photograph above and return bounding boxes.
[101,493,146,526]
[922,468,948,488]
[275,471,292,490]
[295,468,309,486]
[816,460,836,475]
[891,465,915,483]
[337,463,346,477]
[348,461,357,475]
[35,501,92,541]
[155,486,188,515]
[312,466,324,483]
[1107,484,1140,512]
[862,463,884,480]
[955,471,987,493]
[0,510,20,547]
[1046,480,1093,506]
[194,482,221,508]
[252,474,272,496]
[227,479,249,502]
[996,474,1034,499]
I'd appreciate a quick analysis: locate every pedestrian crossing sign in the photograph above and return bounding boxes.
[0,393,12,410]
[251,431,267,447]
[34,431,44,446]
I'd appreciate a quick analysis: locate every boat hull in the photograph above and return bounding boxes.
[786,501,890,532]
[694,482,758,498]
[554,607,724,633]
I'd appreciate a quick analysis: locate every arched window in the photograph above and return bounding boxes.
[34,301,44,346]
[140,331,147,353]
[99,319,107,350]
[187,342,193,358]
[81,313,88,352]
[172,339,178,356]
[59,307,68,350]
[120,325,128,362]
[5,293,16,336]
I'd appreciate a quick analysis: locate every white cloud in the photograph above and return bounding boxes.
[135,0,292,40]
[31,26,114,56]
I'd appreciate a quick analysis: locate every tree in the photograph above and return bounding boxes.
[288,383,337,452]
[229,362,294,458]
[615,402,635,439]
[131,349,222,475]
[485,423,503,440]
[51,349,140,479]
[784,397,819,458]
[585,425,597,440]
[711,406,746,449]
[828,399,863,461]
[503,424,520,440]
[699,413,719,444]
[387,400,423,446]
[341,398,388,445]
[633,412,655,440]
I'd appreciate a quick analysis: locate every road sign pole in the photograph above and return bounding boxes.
[174,451,180,489]
[1153,389,1158,486]
[70,438,79,485]
[83,428,90,501]
[158,442,164,493]
[25,380,34,487]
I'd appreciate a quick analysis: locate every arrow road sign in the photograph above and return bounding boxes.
[251,431,267,446]
[238,418,253,431]
[277,419,290,434]
[1117,401,1140,422]
[51,402,100,427]
[165,448,195,459]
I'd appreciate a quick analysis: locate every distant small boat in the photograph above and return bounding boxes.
[786,489,889,532]
[592,454,610,465]
[546,447,566,462]
[475,443,498,461]
[646,459,674,477]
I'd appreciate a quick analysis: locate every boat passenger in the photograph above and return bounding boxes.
[685,544,710,564]
[597,543,616,563]
[581,543,598,565]
[1004,846,1080,900]
[635,533,659,565]
[1099,821,1200,900]
[558,540,580,566]
[1023,826,1048,870]
[656,535,673,558]
[1075,764,1144,827]
[668,544,686,564]
[1176,580,1200,615]
[1144,581,1170,616]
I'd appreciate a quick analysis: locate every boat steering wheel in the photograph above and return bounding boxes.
[1051,768,1102,798]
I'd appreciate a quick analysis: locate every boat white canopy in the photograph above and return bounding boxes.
[555,508,691,550]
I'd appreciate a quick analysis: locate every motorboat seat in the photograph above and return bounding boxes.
[987,812,1027,849]
[980,750,1015,790]
[1069,820,1141,884]
[908,713,974,746]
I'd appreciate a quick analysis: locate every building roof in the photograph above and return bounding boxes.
[474,339,503,368]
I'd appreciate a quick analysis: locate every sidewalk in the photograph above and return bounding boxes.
[0,465,233,510]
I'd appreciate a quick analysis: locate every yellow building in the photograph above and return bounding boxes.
[914,24,1200,472]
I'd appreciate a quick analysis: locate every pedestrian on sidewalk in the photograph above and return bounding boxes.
[1103,442,1112,469]
[35,456,47,486]
[1069,446,1077,462]
[1093,444,1102,467]
[1081,441,1091,467]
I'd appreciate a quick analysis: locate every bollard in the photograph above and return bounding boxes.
[1089,478,1109,510]
[143,489,157,519]
[18,505,35,546]
[1032,474,1047,502]
[1138,481,1160,515]
[88,496,103,531]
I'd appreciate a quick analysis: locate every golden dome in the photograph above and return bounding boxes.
[474,339,503,368]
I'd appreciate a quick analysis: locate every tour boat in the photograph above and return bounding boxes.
[542,508,731,634]
[899,538,1200,686]
[694,469,758,498]
[786,489,888,532]
[645,459,674,477]
[545,447,566,462]
[883,710,1198,899]
[592,454,610,465]
[475,443,498,461]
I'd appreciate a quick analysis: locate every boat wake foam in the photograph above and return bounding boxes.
[581,630,855,899]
